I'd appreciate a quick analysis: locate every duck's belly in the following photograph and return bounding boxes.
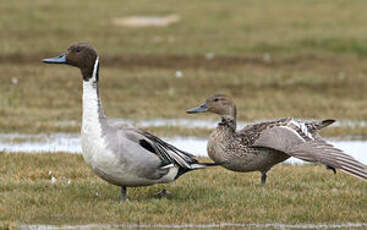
[208,141,289,172]
[225,148,289,172]
[81,137,156,187]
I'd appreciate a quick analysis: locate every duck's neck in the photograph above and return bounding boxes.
[218,115,236,131]
[81,57,106,135]
[218,105,237,131]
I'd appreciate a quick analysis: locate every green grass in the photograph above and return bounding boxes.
[2,0,367,57]
[1,0,367,137]
[0,61,367,137]
[0,153,366,226]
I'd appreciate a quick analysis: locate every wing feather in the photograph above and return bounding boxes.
[253,126,367,181]
[137,130,202,169]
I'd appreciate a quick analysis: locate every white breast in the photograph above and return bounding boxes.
[81,58,117,173]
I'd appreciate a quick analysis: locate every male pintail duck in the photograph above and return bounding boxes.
[187,94,367,184]
[43,43,217,201]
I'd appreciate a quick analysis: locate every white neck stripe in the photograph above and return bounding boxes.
[91,57,99,82]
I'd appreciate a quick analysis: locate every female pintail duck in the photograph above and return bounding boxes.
[43,43,217,201]
[187,94,367,184]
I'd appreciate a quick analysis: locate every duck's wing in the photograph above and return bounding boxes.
[252,122,367,181]
[238,118,291,136]
[124,127,216,170]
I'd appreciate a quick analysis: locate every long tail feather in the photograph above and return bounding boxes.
[190,161,222,169]
[317,119,335,130]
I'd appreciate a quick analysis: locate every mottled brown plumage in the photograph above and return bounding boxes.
[187,94,367,184]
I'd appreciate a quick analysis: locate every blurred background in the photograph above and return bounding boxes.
[0,0,366,138]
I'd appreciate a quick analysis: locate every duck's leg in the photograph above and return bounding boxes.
[120,186,127,202]
[326,165,337,174]
[261,172,267,185]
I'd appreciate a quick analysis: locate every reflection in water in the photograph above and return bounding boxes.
[0,133,366,165]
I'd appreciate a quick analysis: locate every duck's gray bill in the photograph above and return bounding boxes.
[186,103,208,113]
[43,54,66,64]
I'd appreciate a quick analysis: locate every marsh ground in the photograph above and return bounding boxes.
[1,154,366,226]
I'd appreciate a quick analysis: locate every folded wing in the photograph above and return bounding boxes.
[132,129,218,171]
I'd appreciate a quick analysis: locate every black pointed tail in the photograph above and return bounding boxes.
[317,119,336,130]
[175,161,221,179]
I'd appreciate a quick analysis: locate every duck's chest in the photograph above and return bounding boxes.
[81,122,117,175]
[207,128,237,163]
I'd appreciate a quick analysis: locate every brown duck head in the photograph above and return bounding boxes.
[43,42,98,81]
[187,94,237,123]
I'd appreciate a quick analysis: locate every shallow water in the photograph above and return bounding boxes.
[18,222,367,230]
[112,15,180,27]
[0,133,366,165]
[0,133,81,153]
[53,118,367,129]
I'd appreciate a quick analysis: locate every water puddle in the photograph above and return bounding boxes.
[52,118,367,130]
[0,133,80,153]
[0,133,366,165]
[19,222,367,230]
[112,15,180,27]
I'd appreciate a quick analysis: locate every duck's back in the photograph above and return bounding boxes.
[238,118,291,145]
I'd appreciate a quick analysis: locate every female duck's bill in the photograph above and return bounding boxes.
[43,54,67,64]
[186,103,208,114]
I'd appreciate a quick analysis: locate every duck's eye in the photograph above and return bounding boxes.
[214,98,219,102]
[76,49,81,53]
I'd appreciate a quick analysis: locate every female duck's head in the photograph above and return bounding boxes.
[43,42,99,81]
[187,94,237,120]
